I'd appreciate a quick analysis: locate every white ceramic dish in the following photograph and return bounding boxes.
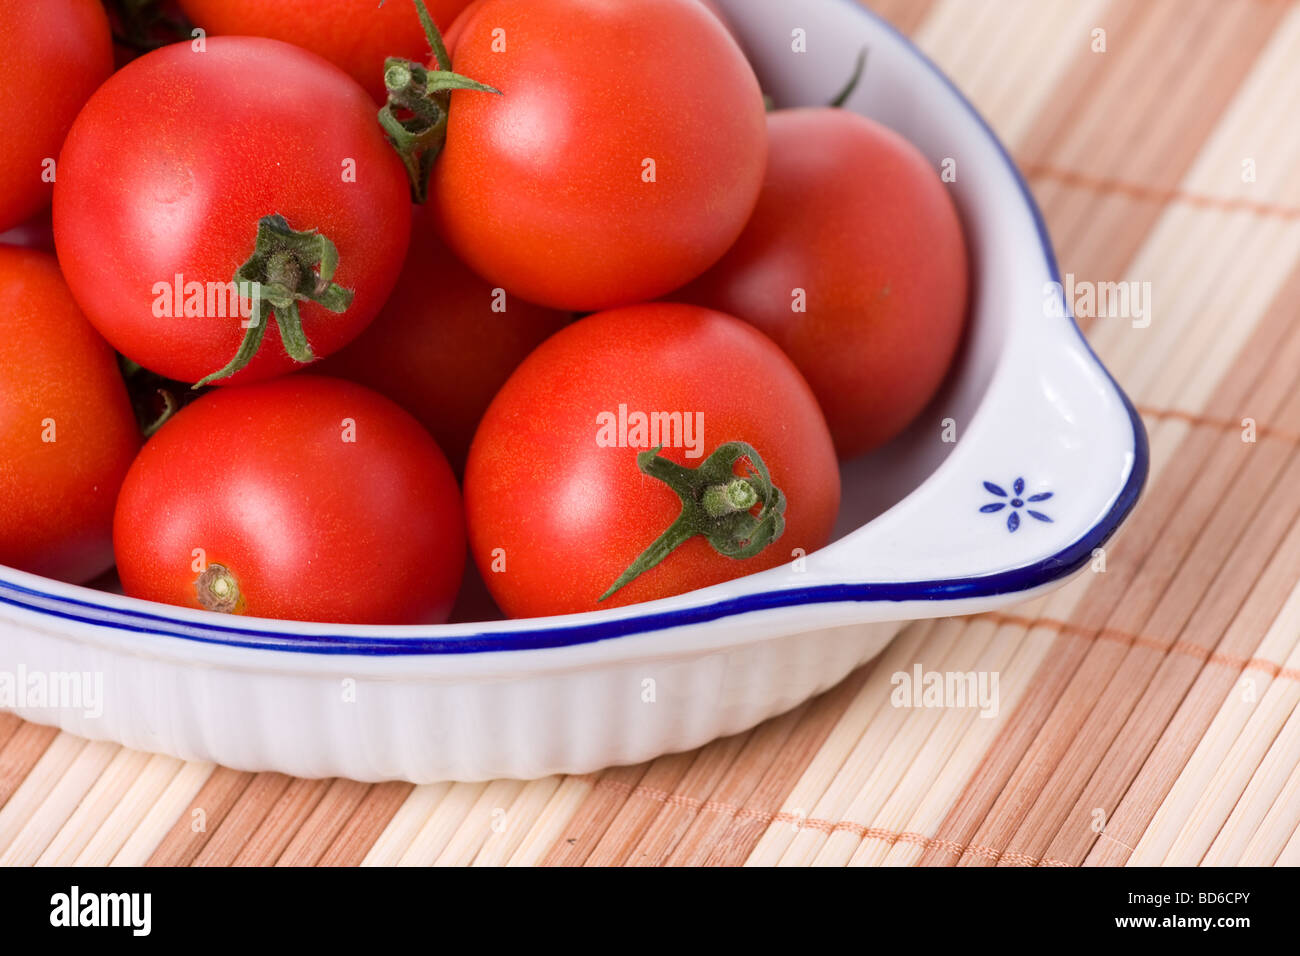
[0,0,1146,782]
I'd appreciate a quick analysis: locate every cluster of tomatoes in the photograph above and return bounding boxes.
[0,0,968,625]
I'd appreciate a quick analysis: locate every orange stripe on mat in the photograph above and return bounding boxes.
[1134,407,1300,445]
[979,611,1300,676]
[664,701,816,865]
[1024,0,1291,308]
[862,0,940,35]
[1024,164,1300,221]
[539,663,873,866]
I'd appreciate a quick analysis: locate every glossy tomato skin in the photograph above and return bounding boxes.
[677,109,970,460]
[177,0,472,103]
[433,0,768,312]
[0,0,113,232]
[115,377,465,625]
[53,37,412,386]
[465,303,840,618]
[0,247,140,583]
[446,0,734,51]
[318,205,570,473]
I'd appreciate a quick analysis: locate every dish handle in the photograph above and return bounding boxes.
[811,328,1148,595]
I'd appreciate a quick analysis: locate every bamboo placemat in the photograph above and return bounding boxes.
[4,0,1300,866]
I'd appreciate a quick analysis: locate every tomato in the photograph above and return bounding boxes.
[114,376,465,625]
[177,0,472,103]
[440,0,480,53]
[464,303,840,618]
[0,247,140,584]
[319,205,569,472]
[446,0,734,52]
[432,0,767,312]
[0,0,113,233]
[53,36,412,387]
[677,108,969,460]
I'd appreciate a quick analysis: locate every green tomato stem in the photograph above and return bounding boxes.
[828,48,869,108]
[192,214,354,388]
[378,0,502,204]
[598,442,788,602]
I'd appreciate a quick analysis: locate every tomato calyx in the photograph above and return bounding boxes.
[378,0,501,204]
[599,441,788,602]
[196,563,243,614]
[193,214,354,388]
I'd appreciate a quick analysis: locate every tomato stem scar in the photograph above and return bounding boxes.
[599,441,787,602]
[196,563,243,613]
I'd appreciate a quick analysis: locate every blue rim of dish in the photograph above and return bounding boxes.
[0,2,1148,656]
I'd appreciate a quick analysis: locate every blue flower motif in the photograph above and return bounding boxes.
[980,476,1053,532]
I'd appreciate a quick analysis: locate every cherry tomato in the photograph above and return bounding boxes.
[441,0,479,52]
[177,0,472,103]
[114,376,465,625]
[0,0,113,233]
[678,108,969,459]
[432,0,767,312]
[465,303,840,618]
[53,36,412,387]
[0,247,140,583]
[319,205,570,473]
[446,0,734,52]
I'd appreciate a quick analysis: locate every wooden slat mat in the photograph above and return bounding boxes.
[4,0,1300,866]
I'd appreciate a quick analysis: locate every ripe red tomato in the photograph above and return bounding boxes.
[319,205,570,472]
[0,247,140,584]
[114,376,465,625]
[177,0,472,103]
[445,0,733,51]
[465,303,840,618]
[53,37,412,387]
[432,0,767,312]
[677,108,970,459]
[441,0,481,53]
[0,0,113,232]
